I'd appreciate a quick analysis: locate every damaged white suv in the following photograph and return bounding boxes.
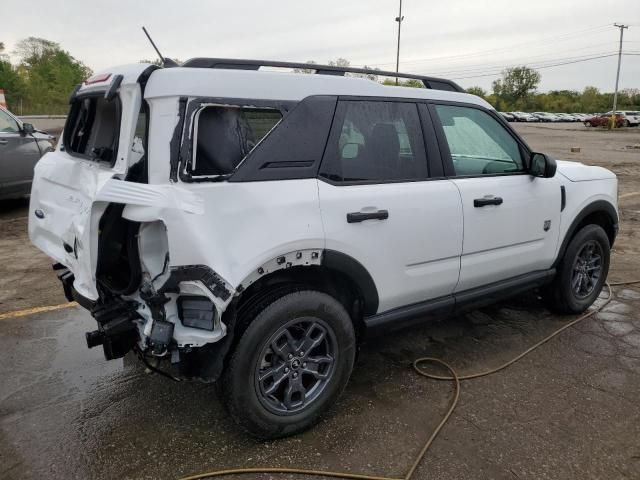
[29,59,618,438]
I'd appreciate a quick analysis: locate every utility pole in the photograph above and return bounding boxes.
[395,0,404,85]
[611,23,628,128]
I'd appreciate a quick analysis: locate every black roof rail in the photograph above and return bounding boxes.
[181,58,465,93]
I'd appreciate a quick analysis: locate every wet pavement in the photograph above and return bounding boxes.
[1,287,639,480]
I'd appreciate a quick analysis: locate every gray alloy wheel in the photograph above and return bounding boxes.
[254,317,338,415]
[570,240,603,299]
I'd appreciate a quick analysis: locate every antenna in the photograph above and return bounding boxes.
[142,26,178,67]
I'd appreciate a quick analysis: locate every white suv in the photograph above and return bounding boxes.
[28,60,618,438]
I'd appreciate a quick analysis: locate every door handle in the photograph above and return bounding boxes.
[0,140,8,145]
[474,196,503,207]
[347,210,389,223]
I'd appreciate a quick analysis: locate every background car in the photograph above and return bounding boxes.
[555,113,579,122]
[532,112,560,122]
[499,112,515,122]
[584,113,625,128]
[606,111,640,127]
[0,107,55,200]
[510,111,539,122]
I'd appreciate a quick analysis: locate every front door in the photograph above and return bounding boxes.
[0,109,40,197]
[430,103,561,292]
[318,99,463,314]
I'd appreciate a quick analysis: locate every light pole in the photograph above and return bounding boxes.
[395,0,404,85]
[611,23,628,128]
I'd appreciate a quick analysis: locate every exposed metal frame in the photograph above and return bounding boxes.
[181,57,465,93]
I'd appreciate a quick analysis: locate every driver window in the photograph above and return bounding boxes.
[0,109,20,133]
[434,105,523,176]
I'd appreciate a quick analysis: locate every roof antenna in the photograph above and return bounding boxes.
[142,26,179,67]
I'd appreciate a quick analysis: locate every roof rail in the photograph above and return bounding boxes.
[181,58,465,93]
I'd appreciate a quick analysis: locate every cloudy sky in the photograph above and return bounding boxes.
[3,0,639,92]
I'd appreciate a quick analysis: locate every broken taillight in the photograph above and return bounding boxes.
[84,73,112,85]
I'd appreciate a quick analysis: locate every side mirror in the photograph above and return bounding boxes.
[22,122,35,135]
[529,152,556,178]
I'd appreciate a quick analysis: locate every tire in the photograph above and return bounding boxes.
[624,120,630,127]
[584,121,592,127]
[221,290,356,439]
[544,225,610,314]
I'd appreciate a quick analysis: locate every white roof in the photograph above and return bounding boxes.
[136,65,491,108]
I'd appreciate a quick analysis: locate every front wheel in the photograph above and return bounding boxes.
[544,224,610,314]
[221,290,356,439]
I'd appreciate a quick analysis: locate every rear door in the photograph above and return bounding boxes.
[318,99,463,314]
[430,103,560,292]
[28,69,148,300]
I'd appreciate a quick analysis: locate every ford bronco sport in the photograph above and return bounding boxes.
[28,59,618,439]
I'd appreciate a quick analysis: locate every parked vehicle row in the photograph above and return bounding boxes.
[499,110,640,127]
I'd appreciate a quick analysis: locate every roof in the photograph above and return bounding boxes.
[141,64,491,108]
[85,62,490,109]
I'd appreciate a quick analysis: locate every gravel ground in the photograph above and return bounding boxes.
[0,123,639,480]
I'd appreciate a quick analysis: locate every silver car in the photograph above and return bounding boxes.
[0,106,55,200]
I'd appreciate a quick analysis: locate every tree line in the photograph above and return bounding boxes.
[0,38,91,115]
[1,41,637,115]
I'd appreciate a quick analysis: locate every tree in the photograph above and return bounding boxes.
[293,60,317,74]
[466,86,487,98]
[382,78,423,88]
[492,66,541,108]
[12,37,92,114]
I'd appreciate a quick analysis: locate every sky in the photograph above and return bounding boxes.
[3,0,639,93]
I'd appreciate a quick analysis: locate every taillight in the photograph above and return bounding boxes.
[84,73,112,85]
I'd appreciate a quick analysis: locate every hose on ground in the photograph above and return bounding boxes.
[180,279,640,480]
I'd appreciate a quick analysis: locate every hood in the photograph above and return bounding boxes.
[556,160,616,182]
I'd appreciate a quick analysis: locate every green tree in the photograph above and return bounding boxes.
[492,66,541,109]
[382,78,423,88]
[466,86,487,98]
[12,37,92,114]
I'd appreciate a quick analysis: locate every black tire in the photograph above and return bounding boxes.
[221,290,356,439]
[544,224,610,314]
[623,120,630,127]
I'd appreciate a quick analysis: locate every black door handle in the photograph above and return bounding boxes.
[474,196,503,207]
[347,210,389,223]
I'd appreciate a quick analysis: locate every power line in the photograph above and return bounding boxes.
[449,53,623,80]
[367,23,614,67]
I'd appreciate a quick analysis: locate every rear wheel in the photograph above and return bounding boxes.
[221,290,356,439]
[544,225,610,314]
[584,121,592,127]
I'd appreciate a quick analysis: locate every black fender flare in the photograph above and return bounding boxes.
[322,250,379,316]
[553,200,618,267]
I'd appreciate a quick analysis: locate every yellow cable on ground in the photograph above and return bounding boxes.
[181,280,640,480]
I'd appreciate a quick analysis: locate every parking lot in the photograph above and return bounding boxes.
[1,123,639,479]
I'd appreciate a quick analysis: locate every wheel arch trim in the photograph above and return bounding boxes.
[553,200,618,268]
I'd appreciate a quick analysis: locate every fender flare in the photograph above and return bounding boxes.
[322,250,379,316]
[553,200,618,267]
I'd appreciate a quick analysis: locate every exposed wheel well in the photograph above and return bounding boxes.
[234,265,366,342]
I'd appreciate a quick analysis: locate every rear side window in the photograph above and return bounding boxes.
[64,96,121,164]
[434,105,523,176]
[192,106,282,177]
[320,101,428,183]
